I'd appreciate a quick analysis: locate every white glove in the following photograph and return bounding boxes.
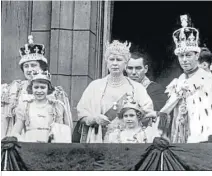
[82,116,96,126]
[95,114,110,126]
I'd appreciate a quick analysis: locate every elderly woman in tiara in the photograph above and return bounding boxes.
[10,71,72,143]
[1,35,73,139]
[74,40,154,143]
[104,95,147,143]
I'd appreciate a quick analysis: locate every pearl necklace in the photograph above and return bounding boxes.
[107,74,127,88]
[100,75,135,114]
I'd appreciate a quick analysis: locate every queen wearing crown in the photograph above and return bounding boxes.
[1,35,73,139]
[146,14,212,143]
[74,40,154,143]
[10,71,72,143]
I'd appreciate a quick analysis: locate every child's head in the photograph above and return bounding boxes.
[27,71,55,100]
[120,107,144,129]
[119,97,145,129]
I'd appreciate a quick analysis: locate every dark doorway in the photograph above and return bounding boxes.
[111,1,212,87]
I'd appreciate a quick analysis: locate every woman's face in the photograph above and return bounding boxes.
[106,53,126,75]
[123,109,139,129]
[23,61,42,80]
[32,81,48,101]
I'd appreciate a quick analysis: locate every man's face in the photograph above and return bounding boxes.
[177,51,199,72]
[126,58,148,83]
[23,61,42,80]
[106,53,126,75]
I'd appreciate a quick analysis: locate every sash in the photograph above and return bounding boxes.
[104,93,128,121]
[73,93,129,143]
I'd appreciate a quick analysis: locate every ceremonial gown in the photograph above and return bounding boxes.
[105,127,147,143]
[12,98,67,143]
[161,68,212,143]
[76,75,154,143]
[1,80,73,139]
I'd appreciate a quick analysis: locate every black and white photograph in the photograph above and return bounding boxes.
[1,0,212,172]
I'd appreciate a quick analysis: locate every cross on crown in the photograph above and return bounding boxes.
[172,14,201,55]
[19,35,47,66]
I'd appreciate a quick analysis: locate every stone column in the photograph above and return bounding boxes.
[1,1,32,83]
[31,1,52,63]
[49,1,103,124]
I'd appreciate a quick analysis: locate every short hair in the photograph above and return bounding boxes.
[199,47,212,66]
[130,51,149,67]
[20,60,48,72]
[27,79,55,95]
[119,107,144,121]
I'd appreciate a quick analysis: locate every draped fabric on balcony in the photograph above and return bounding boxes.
[1,137,28,171]
[129,137,192,171]
[1,137,212,171]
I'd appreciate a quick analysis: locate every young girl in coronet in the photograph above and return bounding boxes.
[1,35,73,139]
[105,95,147,143]
[10,71,72,143]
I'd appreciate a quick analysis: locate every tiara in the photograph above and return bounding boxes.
[19,35,47,65]
[122,94,143,112]
[31,70,51,82]
[172,15,201,55]
[105,40,131,60]
[118,94,144,119]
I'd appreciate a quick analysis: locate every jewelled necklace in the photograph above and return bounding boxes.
[107,75,126,88]
[100,76,135,113]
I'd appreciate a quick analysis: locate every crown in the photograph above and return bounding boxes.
[173,14,201,55]
[31,70,51,82]
[19,35,48,66]
[105,40,131,61]
[119,94,144,118]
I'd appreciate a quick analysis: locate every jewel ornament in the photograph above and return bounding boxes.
[105,40,131,61]
[172,14,201,55]
[19,35,47,66]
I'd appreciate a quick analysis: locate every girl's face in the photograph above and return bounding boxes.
[123,109,139,129]
[32,81,48,101]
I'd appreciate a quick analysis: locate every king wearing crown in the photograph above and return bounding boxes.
[1,35,73,139]
[146,14,212,143]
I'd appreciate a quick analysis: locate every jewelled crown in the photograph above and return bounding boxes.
[173,14,201,55]
[105,40,131,61]
[31,70,51,82]
[119,94,144,118]
[19,35,48,66]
